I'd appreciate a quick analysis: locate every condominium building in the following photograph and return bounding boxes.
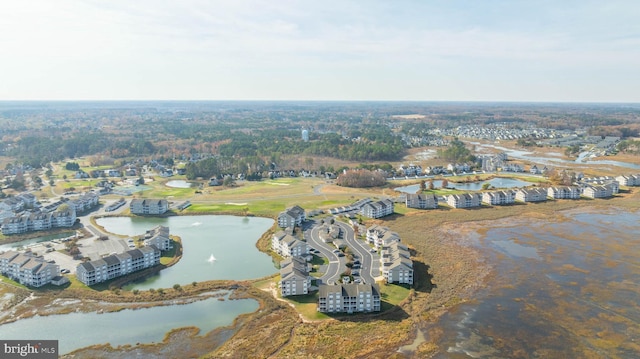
[616,174,640,187]
[317,283,381,313]
[583,184,614,199]
[130,199,169,215]
[277,205,306,228]
[76,245,160,286]
[482,190,516,205]
[360,199,394,219]
[0,251,59,287]
[381,242,414,285]
[447,193,481,208]
[143,225,172,251]
[366,225,401,249]
[279,256,311,297]
[515,188,548,202]
[1,208,77,235]
[547,186,581,199]
[271,231,309,257]
[405,193,438,209]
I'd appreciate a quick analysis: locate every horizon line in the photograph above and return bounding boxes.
[1,99,639,105]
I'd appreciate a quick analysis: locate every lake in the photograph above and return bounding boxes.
[165,180,193,188]
[0,294,258,355]
[433,208,640,358]
[95,215,276,290]
[395,177,532,193]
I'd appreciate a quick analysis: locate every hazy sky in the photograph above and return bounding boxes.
[1,1,639,102]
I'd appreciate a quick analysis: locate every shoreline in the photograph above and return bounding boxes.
[2,191,639,357]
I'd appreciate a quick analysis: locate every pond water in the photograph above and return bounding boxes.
[432,209,640,358]
[0,294,258,355]
[395,177,532,193]
[0,231,74,251]
[165,180,193,188]
[96,215,276,290]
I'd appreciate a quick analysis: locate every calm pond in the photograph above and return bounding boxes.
[95,215,276,290]
[165,180,193,188]
[0,294,258,355]
[395,177,532,193]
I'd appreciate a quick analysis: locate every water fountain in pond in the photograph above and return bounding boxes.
[208,254,216,263]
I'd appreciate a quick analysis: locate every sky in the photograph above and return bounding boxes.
[1,0,639,102]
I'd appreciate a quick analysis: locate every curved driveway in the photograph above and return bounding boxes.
[333,221,379,284]
[305,222,344,285]
[306,219,380,285]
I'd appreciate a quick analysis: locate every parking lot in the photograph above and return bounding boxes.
[45,250,80,274]
[78,237,129,261]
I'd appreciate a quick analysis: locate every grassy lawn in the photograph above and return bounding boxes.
[64,276,91,290]
[55,179,102,192]
[160,242,179,265]
[284,293,330,321]
[379,282,411,310]
[310,254,328,266]
[0,277,28,290]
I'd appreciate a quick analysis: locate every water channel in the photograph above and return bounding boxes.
[0,231,74,251]
[0,294,258,355]
[95,215,276,290]
[395,177,532,193]
[473,142,640,170]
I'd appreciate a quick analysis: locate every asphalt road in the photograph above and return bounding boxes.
[305,219,380,285]
[334,221,379,284]
[305,222,344,285]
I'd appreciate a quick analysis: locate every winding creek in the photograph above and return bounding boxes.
[473,142,640,170]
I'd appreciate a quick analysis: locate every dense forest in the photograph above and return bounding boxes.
[436,138,476,163]
[1,101,639,174]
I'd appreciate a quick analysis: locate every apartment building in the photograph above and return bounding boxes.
[405,193,438,209]
[129,199,169,215]
[1,208,77,235]
[366,225,401,249]
[381,242,414,285]
[271,231,309,257]
[360,199,394,219]
[279,256,311,297]
[277,205,306,228]
[317,283,381,313]
[0,251,59,287]
[76,245,160,286]
[143,225,172,251]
